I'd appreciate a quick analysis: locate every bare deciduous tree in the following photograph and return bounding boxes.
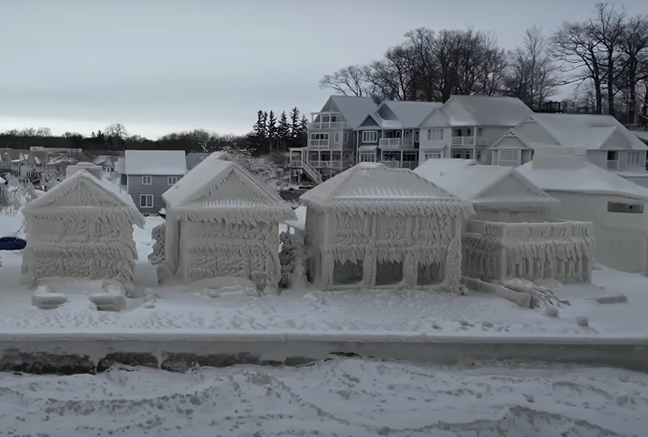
[318,65,373,97]
[104,123,128,138]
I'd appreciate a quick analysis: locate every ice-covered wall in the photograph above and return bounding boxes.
[305,208,464,292]
[462,219,595,283]
[176,219,282,290]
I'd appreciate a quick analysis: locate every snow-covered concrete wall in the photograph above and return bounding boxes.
[462,219,595,283]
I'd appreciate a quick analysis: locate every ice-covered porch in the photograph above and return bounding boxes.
[462,219,596,284]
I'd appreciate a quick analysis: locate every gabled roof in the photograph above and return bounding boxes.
[162,152,295,224]
[424,95,532,127]
[300,162,474,217]
[631,130,648,143]
[523,114,648,151]
[92,155,117,165]
[414,159,558,207]
[22,170,145,225]
[359,100,442,129]
[124,150,187,175]
[327,96,378,128]
[518,156,648,202]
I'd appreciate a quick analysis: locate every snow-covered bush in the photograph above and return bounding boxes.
[148,222,166,266]
[278,231,306,289]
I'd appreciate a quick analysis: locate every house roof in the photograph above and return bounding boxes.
[329,95,378,128]
[414,159,558,207]
[518,156,648,202]
[22,170,145,225]
[525,113,648,151]
[124,150,187,175]
[300,162,474,217]
[427,95,532,127]
[631,130,648,143]
[360,100,442,129]
[162,152,295,224]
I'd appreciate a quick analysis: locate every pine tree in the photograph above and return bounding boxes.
[298,115,309,138]
[266,111,278,152]
[289,107,301,138]
[252,110,266,139]
[277,111,290,150]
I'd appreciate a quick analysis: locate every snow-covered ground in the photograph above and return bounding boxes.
[0,213,646,339]
[0,358,645,436]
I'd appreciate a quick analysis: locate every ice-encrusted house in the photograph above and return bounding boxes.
[299,162,474,291]
[519,147,648,274]
[21,163,145,284]
[156,152,296,289]
[415,159,595,283]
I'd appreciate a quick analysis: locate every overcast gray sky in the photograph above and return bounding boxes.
[1,0,647,139]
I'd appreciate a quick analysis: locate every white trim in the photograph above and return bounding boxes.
[167,176,179,185]
[141,175,152,185]
[334,132,341,144]
[362,130,378,143]
[140,194,154,208]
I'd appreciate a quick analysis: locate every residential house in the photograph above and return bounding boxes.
[355,100,442,169]
[289,95,378,184]
[490,113,648,187]
[116,150,187,215]
[418,95,533,164]
[92,155,120,174]
[299,162,474,291]
[415,159,595,283]
[518,147,648,274]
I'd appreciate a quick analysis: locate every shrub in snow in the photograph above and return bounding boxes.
[148,222,166,266]
[31,285,67,310]
[278,231,307,289]
[544,306,559,318]
[576,316,589,327]
[90,282,127,312]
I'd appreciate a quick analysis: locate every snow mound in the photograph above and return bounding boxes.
[0,359,644,436]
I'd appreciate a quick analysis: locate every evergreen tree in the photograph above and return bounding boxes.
[289,107,301,138]
[277,111,290,150]
[298,116,309,138]
[252,110,267,139]
[266,111,278,152]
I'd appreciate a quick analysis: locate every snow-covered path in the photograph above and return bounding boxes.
[0,359,645,436]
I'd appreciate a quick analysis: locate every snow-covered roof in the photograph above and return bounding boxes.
[92,155,117,166]
[284,205,306,230]
[518,153,648,202]
[631,130,648,142]
[428,95,532,127]
[163,152,295,224]
[414,159,558,207]
[300,162,474,217]
[361,101,442,129]
[124,150,187,175]
[22,170,145,225]
[328,96,378,128]
[515,114,648,151]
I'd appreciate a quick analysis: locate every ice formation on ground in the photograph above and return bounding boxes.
[0,359,644,437]
[300,163,474,292]
[20,168,145,284]
[158,152,295,291]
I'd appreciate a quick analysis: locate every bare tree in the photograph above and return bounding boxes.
[104,123,128,138]
[35,127,52,137]
[318,65,373,97]
[616,14,648,123]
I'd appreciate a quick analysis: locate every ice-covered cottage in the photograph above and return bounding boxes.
[21,163,145,284]
[157,152,296,289]
[299,162,474,291]
[415,159,595,283]
[519,147,648,274]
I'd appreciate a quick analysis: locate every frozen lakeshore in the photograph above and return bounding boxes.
[1,358,646,437]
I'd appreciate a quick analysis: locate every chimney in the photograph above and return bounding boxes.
[66,162,104,179]
[531,146,587,170]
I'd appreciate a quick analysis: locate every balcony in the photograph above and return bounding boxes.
[378,138,413,148]
[310,121,349,130]
[451,136,475,146]
[308,139,330,149]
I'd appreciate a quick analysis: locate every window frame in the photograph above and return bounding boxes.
[167,176,179,185]
[139,194,154,208]
[362,130,378,143]
[141,175,152,185]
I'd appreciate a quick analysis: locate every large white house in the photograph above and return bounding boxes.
[490,113,648,187]
[518,147,648,274]
[417,95,533,164]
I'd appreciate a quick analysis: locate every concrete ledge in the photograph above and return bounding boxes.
[1,336,646,375]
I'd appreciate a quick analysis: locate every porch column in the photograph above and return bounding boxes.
[473,127,477,160]
[400,150,403,168]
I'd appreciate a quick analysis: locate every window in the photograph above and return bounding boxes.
[498,150,521,166]
[359,152,376,162]
[141,176,152,185]
[334,132,341,144]
[344,132,349,143]
[627,151,641,166]
[452,149,472,159]
[310,133,329,142]
[362,131,378,143]
[477,128,483,137]
[140,194,154,208]
[414,130,420,142]
[428,129,444,140]
[167,176,179,185]
[607,202,644,214]
[607,150,618,161]
[424,151,443,160]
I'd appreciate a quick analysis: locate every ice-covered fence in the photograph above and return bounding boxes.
[462,219,595,283]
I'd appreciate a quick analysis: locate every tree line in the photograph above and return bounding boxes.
[319,2,648,124]
[0,107,310,156]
